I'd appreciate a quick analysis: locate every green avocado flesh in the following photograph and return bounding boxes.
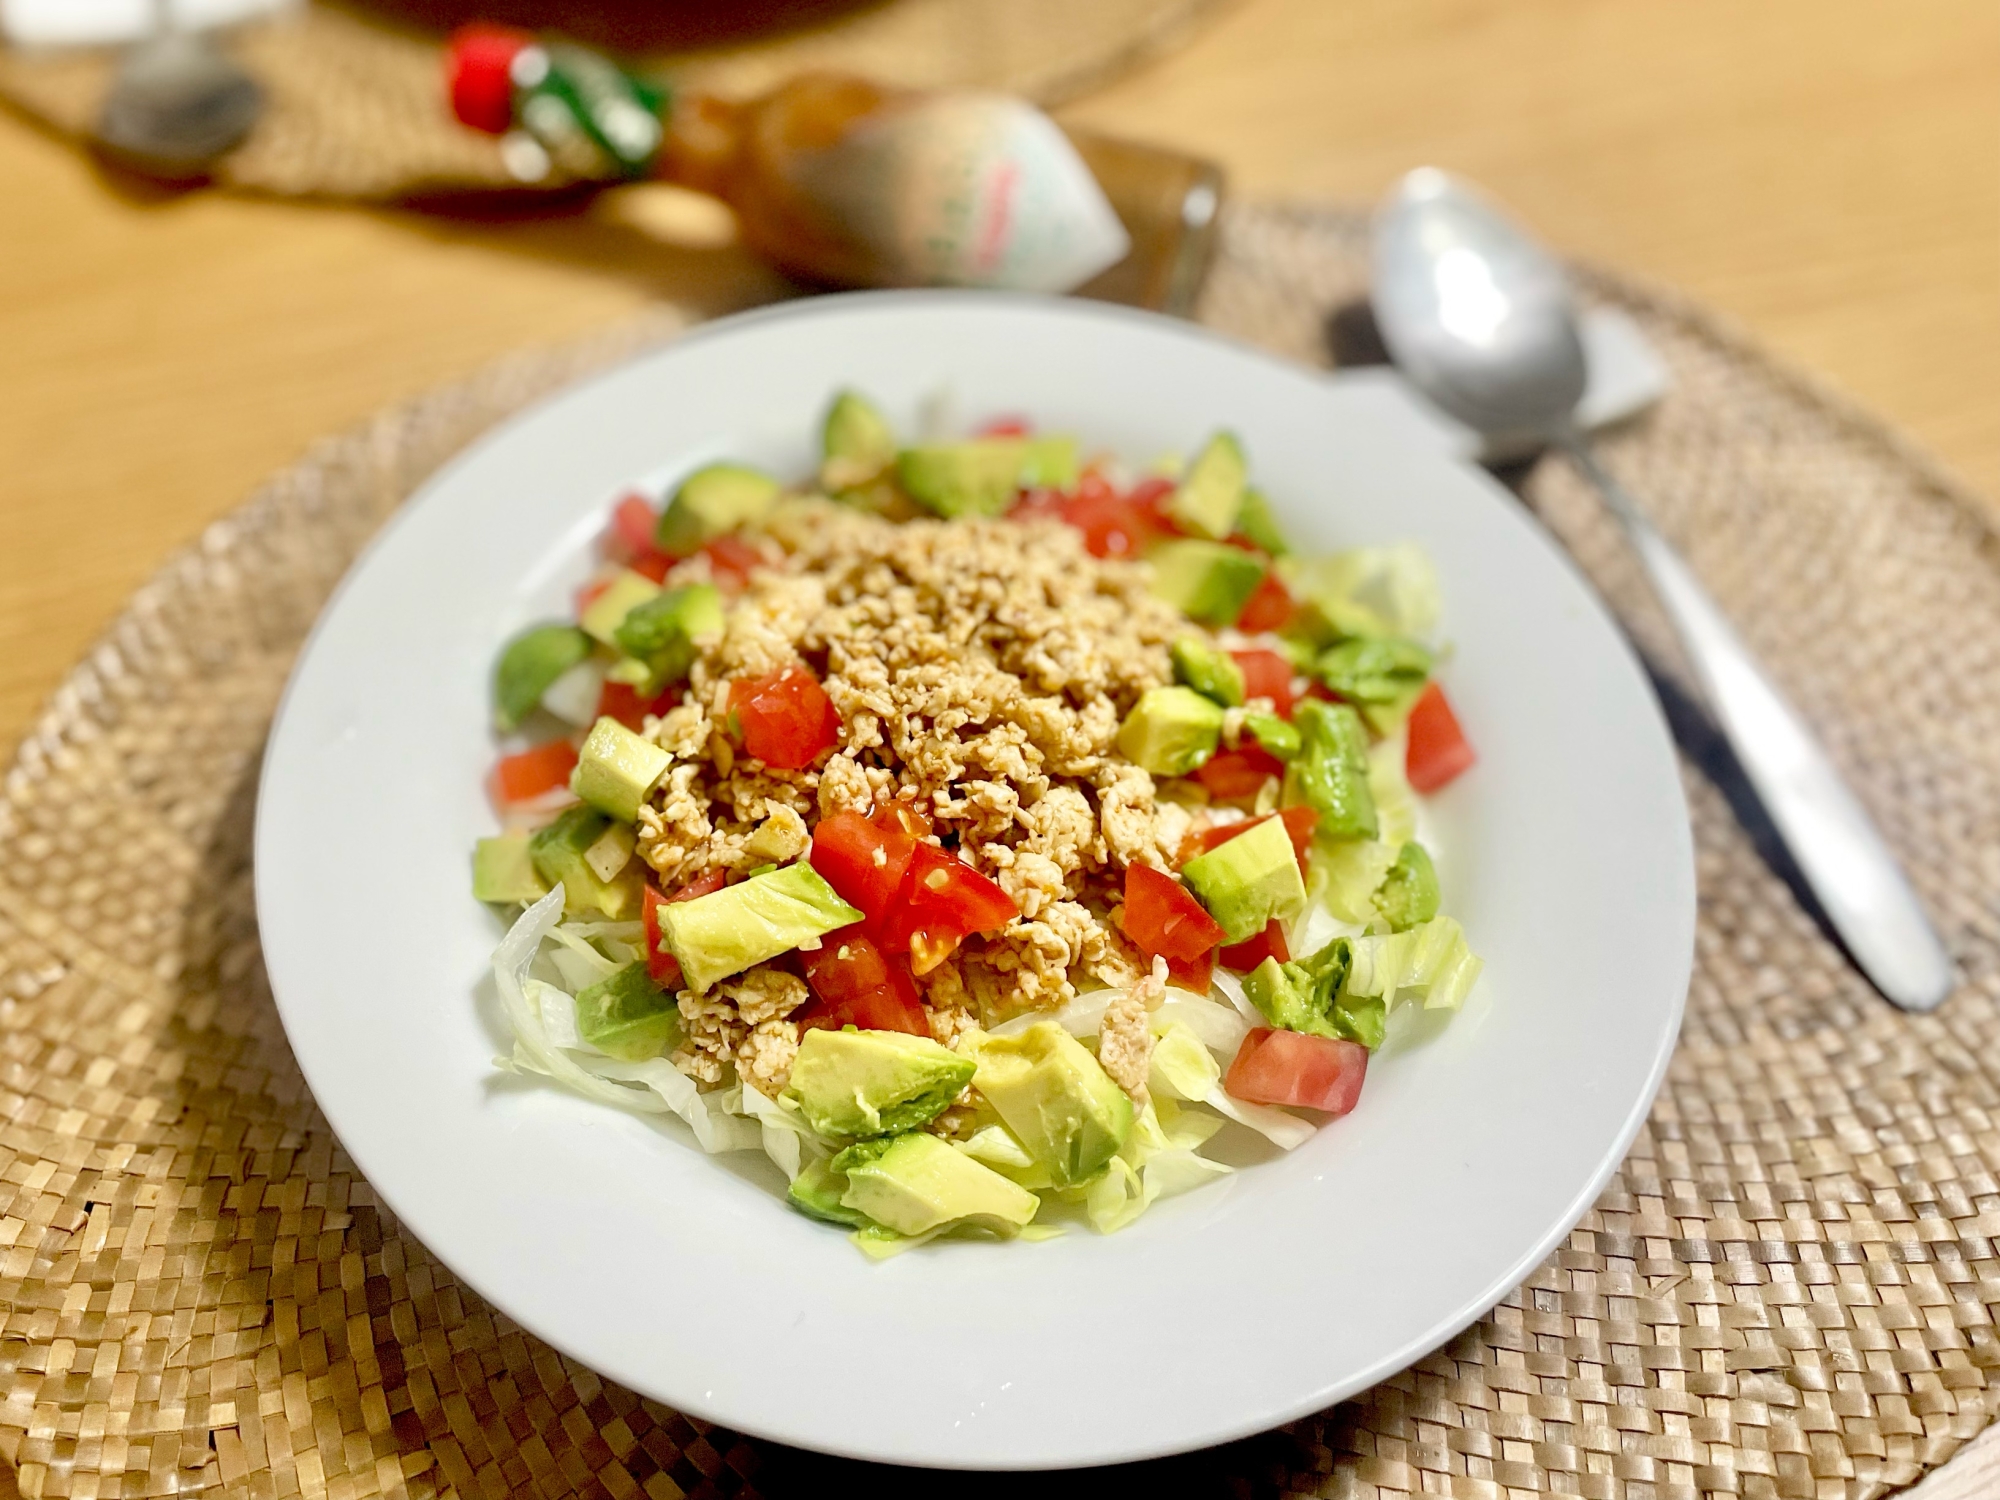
[1166,431,1247,540]
[528,805,643,919]
[658,862,862,991]
[833,1132,1039,1238]
[1117,685,1224,776]
[1148,539,1267,626]
[1242,711,1302,761]
[895,436,1078,518]
[493,624,591,731]
[579,570,661,647]
[612,583,722,693]
[1180,813,1307,944]
[967,1022,1134,1189]
[472,833,550,905]
[1290,699,1379,840]
[656,463,780,554]
[1375,841,1440,932]
[571,716,671,824]
[786,1157,873,1227]
[821,390,896,473]
[1171,635,1246,707]
[574,962,680,1061]
[783,1028,975,1139]
[1232,487,1290,556]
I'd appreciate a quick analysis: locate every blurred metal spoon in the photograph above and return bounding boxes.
[95,0,261,176]
[1371,167,1953,1013]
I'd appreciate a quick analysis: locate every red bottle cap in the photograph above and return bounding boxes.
[446,23,535,134]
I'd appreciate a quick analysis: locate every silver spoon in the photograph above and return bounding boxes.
[1370,166,1953,1012]
[95,0,261,176]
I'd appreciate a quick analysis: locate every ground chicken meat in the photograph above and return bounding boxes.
[1097,957,1168,1102]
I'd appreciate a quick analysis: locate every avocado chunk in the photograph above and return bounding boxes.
[1148,539,1267,626]
[834,1132,1040,1238]
[1315,636,1434,735]
[1180,814,1307,943]
[655,463,781,554]
[1291,699,1379,840]
[571,716,672,824]
[1242,710,1302,761]
[894,436,1077,518]
[967,1022,1134,1189]
[1243,939,1386,1049]
[895,440,1020,518]
[611,582,723,693]
[574,961,681,1061]
[786,1157,874,1227]
[1170,636,1246,707]
[472,833,551,905]
[1233,487,1291,556]
[528,805,643,919]
[493,624,592,731]
[659,862,863,991]
[1018,436,1078,488]
[1375,841,1440,932]
[784,1028,975,1138]
[579,569,663,647]
[1166,431,1247,540]
[1116,685,1224,777]
[820,390,900,472]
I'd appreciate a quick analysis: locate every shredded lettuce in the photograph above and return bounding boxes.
[540,658,605,726]
[990,987,1111,1040]
[1154,991,1249,1057]
[739,1081,824,1181]
[1345,915,1483,1011]
[958,1123,1054,1189]
[1148,1020,1221,1102]
[1367,733,1418,848]
[1291,544,1441,642]
[526,977,587,1051]
[1083,1102,1233,1233]
[1202,1087,1318,1149]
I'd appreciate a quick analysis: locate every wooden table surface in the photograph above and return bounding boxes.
[1,1,1998,1493]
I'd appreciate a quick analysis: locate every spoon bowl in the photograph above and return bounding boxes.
[1369,166,1954,1013]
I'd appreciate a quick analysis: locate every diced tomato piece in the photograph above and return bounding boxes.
[1055,490,1166,559]
[1303,680,1340,705]
[1126,474,1175,514]
[628,549,674,583]
[976,416,1031,437]
[641,868,728,987]
[595,679,677,732]
[1225,1028,1368,1114]
[1180,806,1318,874]
[808,810,918,921]
[1275,804,1319,867]
[1235,570,1295,633]
[1406,682,1476,793]
[703,534,765,589]
[488,740,577,805]
[1119,865,1226,964]
[609,493,660,558]
[728,667,841,770]
[1219,919,1290,973]
[877,843,1018,975]
[798,925,929,1036]
[1165,949,1215,993]
[1194,746,1284,801]
[1229,649,1296,719]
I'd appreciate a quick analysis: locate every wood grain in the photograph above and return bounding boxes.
[2,0,1996,770]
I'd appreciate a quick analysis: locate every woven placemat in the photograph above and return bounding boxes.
[0,0,1229,200]
[6,203,2000,1500]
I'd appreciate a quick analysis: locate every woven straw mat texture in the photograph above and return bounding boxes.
[0,0,1230,200]
[7,202,2000,1500]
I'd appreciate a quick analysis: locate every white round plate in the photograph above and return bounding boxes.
[256,292,1692,1470]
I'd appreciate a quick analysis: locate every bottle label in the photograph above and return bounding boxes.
[792,94,1130,294]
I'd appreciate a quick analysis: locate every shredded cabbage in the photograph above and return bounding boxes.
[1345,915,1483,1011]
[1292,544,1441,641]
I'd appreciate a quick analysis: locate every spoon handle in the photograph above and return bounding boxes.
[1558,433,1953,1012]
